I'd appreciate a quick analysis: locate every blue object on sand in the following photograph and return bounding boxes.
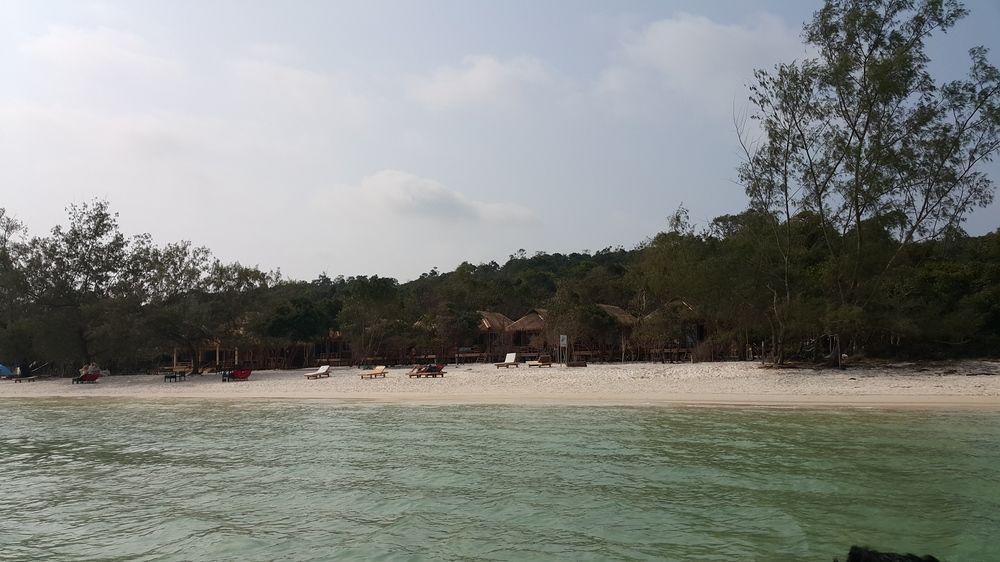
[0,364,12,376]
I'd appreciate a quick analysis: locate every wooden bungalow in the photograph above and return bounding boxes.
[596,304,638,328]
[506,309,549,352]
[596,304,638,362]
[314,330,352,366]
[635,299,705,362]
[477,311,513,361]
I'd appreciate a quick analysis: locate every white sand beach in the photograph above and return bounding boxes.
[3,361,1000,408]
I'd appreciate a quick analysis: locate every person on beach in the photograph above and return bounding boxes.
[80,363,100,377]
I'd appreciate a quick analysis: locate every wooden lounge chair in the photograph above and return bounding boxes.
[304,365,332,379]
[408,364,446,378]
[72,372,101,384]
[527,356,553,368]
[223,368,252,382]
[13,375,37,383]
[164,368,193,382]
[360,365,387,379]
[495,353,518,369]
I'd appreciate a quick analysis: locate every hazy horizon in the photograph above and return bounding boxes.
[3,0,999,282]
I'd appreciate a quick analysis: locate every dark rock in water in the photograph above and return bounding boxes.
[837,546,940,562]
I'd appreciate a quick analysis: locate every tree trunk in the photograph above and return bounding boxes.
[188,343,201,374]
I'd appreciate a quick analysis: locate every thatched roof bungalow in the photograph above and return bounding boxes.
[506,309,548,348]
[638,299,705,355]
[596,304,637,327]
[478,311,513,333]
[507,309,548,334]
[476,310,514,360]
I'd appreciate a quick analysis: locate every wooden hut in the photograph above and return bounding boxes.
[596,304,638,362]
[595,304,637,328]
[477,311,513,361]
[636,299,704,362]
[506,309,548,352]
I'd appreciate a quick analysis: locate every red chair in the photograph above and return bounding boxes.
[73,372,101,384]
[223,368,252,382]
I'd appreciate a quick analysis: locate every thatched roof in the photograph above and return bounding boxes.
[507,309,548,333]
[642,299,697,321]
[478,311,513,333]
[596,304,637,327]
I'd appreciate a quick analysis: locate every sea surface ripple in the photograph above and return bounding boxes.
[1,400,998,560]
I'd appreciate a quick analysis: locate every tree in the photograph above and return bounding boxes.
[20,200,151,369]
[141,241,216,373]
[338,275,401,363]
[739,0,1000,358]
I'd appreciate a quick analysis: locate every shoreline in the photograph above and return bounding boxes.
[4,394,999,410]
[3,361,999,410]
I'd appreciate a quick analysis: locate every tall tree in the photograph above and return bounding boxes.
[740,0,1000,358]
[21,200,150,368]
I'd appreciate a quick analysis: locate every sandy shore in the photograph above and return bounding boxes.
[3,361,1000,409]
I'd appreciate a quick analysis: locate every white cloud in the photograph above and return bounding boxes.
[411,55,552,108]
[19,25,184,79]
[355,170,535,223]
[294,171,541,277]
[597,13,807,116]
[228,58,371,131]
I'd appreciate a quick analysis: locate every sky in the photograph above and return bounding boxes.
[2,0,999,281]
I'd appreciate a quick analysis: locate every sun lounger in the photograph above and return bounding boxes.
[72,372,101,384]
[527,356,553,368]
[408,364,446,378]
[223,368,252,382]
[164,369,191,382]
[495,353,518,369]
[13,376,37,383]
[360,365,387,379]
[304,365,332,379]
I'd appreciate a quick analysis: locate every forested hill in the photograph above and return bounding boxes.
[3,0,1000,372]
[1,201,997,374]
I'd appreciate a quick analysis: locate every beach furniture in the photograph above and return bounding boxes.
[223,368,252,382]
[566,361,587,368]
[408,364,446,378]
[304,365,332,379]
[495,353,518,368]
[527,356,553,368]
[13,376,37,383]
[164,370,189,382]
[72,372,101,384]
[360,365,388,379]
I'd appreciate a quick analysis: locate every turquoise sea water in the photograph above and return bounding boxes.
[1,400,998,561]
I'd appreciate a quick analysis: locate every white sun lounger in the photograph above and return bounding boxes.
[495,353,518,368]
[304,365,332,379]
